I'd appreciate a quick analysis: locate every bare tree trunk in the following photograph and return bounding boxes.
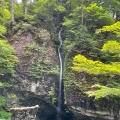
[22,0,28,18]
[24,6,27,18]
[11,0,16,25]
[81,0,84,25]
[116,11,120,21]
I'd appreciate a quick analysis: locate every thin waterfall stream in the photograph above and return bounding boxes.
[57,28,63,120]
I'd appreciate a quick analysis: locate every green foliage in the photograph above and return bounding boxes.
[11,94,17,99]
[0,95,11,119]
[0,8,11,26]
[30,55,59,78]
[83,3,106,14]
[14,3,24,20]
[34,0,66,15]
[0,110,11,120]
[0,95,6,106]
[72,54,120,75]
[72,39,120,101]
[101,40,120,62]
[96,21,120,37]
[0,82,11,88]
[28,46,59,78]
[96,15,115,28]
[83,3,115,29]
[63,5,99,90]
[102,40,120,54]
[25,42,40,53]
[63,22,96,55]
[55,5,66,12]
[48,91,57,104]
[86,84,120,100]
[0,40,18,75]
[0,25,6,38]
[21,23,33,33]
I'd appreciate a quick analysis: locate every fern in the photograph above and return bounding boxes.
[86,84,120,100]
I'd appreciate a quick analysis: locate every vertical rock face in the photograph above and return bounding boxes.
[10,105,39,120]
[7,25,58,120]
[65,79,119,120]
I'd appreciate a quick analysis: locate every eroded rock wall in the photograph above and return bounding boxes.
[6,24,58,120]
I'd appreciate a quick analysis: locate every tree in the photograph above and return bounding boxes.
[0,40,18,76]
[100,40,120,62]
[72,54,120,75]
[96,21,120,37]
[0,95,11,119]
[83,3,115,30]
[0,1,10,27]
[14,2,24,20]
[86,0,120,21]
[11,0,16,25]
[22,0,28,18]
[0,25,6,38]
[0,40,17,119]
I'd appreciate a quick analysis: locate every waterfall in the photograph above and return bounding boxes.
[57,28,63,120]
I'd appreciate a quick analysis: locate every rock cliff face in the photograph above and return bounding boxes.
[6,24,58,120]
[64,71,120,120]
[65,88,115,120]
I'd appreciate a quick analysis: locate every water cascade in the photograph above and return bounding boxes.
[57,28,63,120]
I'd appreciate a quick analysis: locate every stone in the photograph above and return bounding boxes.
[10,105,39,120]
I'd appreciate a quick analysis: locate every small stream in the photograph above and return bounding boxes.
[57,28,63,120]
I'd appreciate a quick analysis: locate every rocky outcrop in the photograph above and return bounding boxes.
[6,24,58,120]
[65,84,119,120]
[10,105,39,120]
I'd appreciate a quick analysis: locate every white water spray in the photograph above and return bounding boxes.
[57,28,63,120]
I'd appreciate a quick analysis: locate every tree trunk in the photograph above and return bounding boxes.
[11,0,16,25]
[115,11,120,21]
[81,0,84,25]
[24,6,27,18]
[22,0,28,18]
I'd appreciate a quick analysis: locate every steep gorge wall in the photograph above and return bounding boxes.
[5,23,118,120]
[65,88,115,120]
[64,70,119,120]
[6,24,59,120]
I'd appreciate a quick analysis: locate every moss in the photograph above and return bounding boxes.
[29,47,58,79]
[11,94,17,99]
[25,42,40,52]
[10,108,14,111]
[23,42,40,57]
[52,97,57,104]
[48,91,57,105]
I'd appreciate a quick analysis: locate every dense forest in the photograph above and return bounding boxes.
[0,0,120,120]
